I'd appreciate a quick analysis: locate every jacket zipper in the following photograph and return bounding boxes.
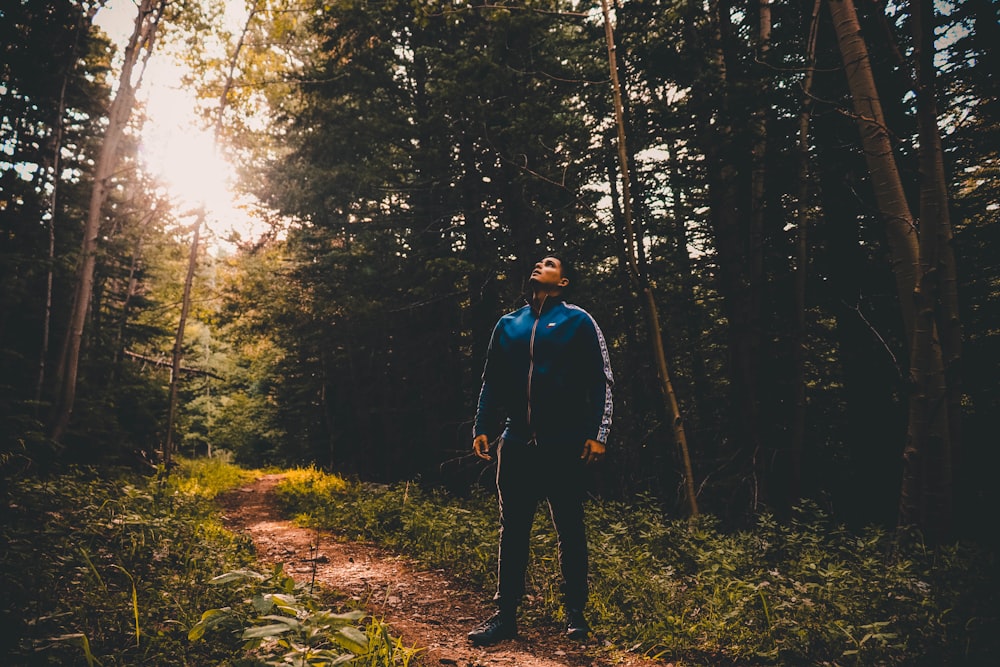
[526,295,544,434]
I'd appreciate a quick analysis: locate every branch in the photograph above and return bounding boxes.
[841,300,903,380]
[123,350,224,380]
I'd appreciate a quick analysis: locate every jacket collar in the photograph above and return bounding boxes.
[527,293,564,316]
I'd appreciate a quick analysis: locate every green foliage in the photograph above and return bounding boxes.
[0,459,418,666]
[195,0,1000,548]
[236,0,610,481]
[273,470,998,665]
[0,460,251,665]
[189,565,421,666]
[170,453,257,499]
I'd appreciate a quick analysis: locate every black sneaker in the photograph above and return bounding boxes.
[565,608,590,640]
[468,610,517,646]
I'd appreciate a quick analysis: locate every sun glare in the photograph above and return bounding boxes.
[97,0,264,252]
[138,78,261,252]
[142,115,230,210]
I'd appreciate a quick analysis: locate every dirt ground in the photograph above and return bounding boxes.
[218,474,674,667]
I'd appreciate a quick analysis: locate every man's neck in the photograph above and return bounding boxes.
[531,289,561,312]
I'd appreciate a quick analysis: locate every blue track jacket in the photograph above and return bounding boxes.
[474,297,614,448]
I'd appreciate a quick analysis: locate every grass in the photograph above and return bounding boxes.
[273,468,999,666]
[0,458,417,666]
[4,459,993,665]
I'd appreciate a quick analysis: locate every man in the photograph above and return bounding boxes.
[468,255,614,646]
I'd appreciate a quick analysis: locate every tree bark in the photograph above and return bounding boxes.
[36,5,96,408]
[898,0,960,542]
[164,1,263,468]
[123,349,222,379]
[51,0,165,443]
[601,0,698,516]
[749,0,771,367]
[790,0,823,504]
[747,0,772,508]
[164,220,201,468]
[828,0,957,541]
[664,138,711,421]
[37,63,70,407]
[686,0,763,509]
[913,0,961,473]
[827,0,919,344]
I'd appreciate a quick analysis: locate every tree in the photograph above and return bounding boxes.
[1,0,112,459]
[899,0,962,541]
[790,0,824,503]
[165,0,266,470]
[600,0,698,516]
[243,0,606,477]
[827,0,961,541]
[827,0,920,342]
[51,0,168,443]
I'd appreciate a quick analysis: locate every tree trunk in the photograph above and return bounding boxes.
[790,0,823,504]
[827,0,919,343]
[601,0,698,516]
[913,0,961,475]
[749,0,770,362]
[898,0,960,542]
[686,0,763,510]
[36,6,96,407]
[746,0,772,508]
[164,2,261,468]
[828,0,957,541]
[164,220,201,468]
[37,78,68,408]
[664,137,711,421]
[51,0,165,443]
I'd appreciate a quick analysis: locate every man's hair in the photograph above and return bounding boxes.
[549,254,576,294]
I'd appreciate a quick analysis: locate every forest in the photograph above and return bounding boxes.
[1,0,998,664]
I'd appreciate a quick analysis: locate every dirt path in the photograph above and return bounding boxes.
[219,474,671,667]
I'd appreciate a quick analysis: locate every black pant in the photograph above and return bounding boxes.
[493,436,589,611]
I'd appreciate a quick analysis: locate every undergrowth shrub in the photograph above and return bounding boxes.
[171,452,256,498]
[190,564,421,666]
[0,459,257,665]
[274,469,998,666]
[0,459,418,666]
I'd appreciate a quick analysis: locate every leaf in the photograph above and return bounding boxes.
[259,614,302,629]
[333,625,370,654]
[266,593,301,614]
[314,609,366,625]
[210,569,265,585]
[188,608,233,641]
[253,593,273,614]
[110,564,140,646]
[242,623,295,639]
[50,634,97,667]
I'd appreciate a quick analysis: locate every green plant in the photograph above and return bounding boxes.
[270,469,999,666]
[167,453,257,499]
[0,463,255,665]
[190,565,421,666]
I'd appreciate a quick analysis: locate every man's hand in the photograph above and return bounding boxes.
[581,439,605,464]
[473,434,492,461]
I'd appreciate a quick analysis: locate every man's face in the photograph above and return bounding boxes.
[529,257,569,291]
